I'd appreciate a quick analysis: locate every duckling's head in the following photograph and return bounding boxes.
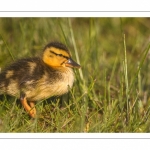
[42,42,81,69]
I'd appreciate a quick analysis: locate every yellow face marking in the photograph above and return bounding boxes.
[43,47,70,67]
[49,47,70,58]
[5,70,14,79]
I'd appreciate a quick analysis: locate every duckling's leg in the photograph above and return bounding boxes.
[29,101,36,116]
[20,94,36,118]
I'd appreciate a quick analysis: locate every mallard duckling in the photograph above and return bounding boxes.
[0,42,81,118]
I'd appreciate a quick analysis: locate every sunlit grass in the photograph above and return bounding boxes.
[0,18,150,132]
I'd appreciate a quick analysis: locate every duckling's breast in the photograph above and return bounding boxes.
[25,67,75,101]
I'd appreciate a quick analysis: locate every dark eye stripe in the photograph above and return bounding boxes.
[50,50,69,59]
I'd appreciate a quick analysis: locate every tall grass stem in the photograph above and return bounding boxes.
[123,34,129,123]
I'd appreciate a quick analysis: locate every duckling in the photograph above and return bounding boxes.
[0,42,81,118]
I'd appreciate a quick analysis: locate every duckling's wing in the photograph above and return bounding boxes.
[0,57,44,97]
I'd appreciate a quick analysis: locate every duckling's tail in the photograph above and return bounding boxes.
[0,73,5,95]
[0,82,4,95]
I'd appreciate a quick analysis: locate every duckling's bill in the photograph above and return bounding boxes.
[65,58,81,68]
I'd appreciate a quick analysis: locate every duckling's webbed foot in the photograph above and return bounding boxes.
[20,93,36,118]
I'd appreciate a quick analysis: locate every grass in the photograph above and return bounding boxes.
[0,18,150,132]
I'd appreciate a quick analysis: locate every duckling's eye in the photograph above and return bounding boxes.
[63,56,69,59]
[58,54,63,57]
[50,50,62,57]
[50,50,69,59]
[58,54,69,60]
